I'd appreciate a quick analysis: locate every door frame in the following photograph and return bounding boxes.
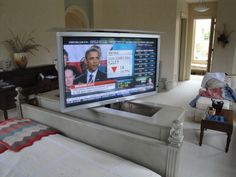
[207,18,216,72]
[178,18,188,81]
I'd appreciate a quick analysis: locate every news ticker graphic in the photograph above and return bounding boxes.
[66,85,154,104]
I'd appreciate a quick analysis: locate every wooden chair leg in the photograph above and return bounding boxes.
[225,133,232,153]
[199,126,204,146]
[3,110,8,120]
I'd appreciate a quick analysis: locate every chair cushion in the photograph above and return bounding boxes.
[196,96,231,110]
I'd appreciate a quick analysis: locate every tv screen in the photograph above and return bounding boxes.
[57,31,160,112]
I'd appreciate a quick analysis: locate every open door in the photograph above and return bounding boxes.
[191,18,216,75]
[207,18,216,72]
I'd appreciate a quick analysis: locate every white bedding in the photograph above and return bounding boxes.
[0,134,161,177]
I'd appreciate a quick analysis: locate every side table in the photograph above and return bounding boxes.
[199,109,234,152]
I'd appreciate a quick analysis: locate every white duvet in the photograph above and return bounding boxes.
[0,134,161,177]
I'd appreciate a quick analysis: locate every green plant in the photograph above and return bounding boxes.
[217,24,234,48]
[3,30,49,55]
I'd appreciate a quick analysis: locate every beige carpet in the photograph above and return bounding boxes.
[140,75,203,120]
[139,75,236,177]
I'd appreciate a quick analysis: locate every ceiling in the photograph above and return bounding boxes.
[185,0,217,3]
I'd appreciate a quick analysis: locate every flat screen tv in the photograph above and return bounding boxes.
[57,31,160,112]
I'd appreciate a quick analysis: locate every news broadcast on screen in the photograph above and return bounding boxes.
[57,31,160,112]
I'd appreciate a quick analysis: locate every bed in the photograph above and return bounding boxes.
[0,88,184,177]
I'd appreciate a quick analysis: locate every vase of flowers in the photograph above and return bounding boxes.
[3,30,47,69]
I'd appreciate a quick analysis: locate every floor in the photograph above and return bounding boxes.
[1,75,236,177]
[140,75,236,177]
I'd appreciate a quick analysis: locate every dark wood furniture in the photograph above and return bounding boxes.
[0,65,58,120]
[199,109,234,152]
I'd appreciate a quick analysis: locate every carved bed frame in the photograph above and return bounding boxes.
[15,87,184,177]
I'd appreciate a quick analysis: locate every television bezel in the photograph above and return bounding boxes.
[57,31,160,112]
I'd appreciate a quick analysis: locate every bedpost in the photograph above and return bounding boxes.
[166,120,184,177]
[15,87,25,119]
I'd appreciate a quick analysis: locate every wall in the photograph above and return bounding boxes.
[93,0,187,89]
[233,46,236,74]
[65,0,93,27]
[211,0,236,74]
[0,0,65,67]
[185,0,236,78]
[0,0,189,90]
[185,2,217,80]
[175,0,188,83]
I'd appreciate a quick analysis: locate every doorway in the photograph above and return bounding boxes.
[191,18,216,75]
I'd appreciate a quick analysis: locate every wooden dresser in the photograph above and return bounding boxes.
[0,64,58,119]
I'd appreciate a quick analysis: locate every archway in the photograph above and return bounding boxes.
[65,5,90,29]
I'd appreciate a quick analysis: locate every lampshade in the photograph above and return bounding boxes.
[194,0,209,13]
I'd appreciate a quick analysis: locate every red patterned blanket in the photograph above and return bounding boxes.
[0,118,60,154]
[199,87,224,99]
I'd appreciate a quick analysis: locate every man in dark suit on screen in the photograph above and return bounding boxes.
[74,47,107,84]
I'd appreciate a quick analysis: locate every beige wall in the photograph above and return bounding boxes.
[93,0,187,89]
[0,0,190,89]
[185,0,236,77]
[212,0,236,74]
[1,0,234,86]
[233,47,236,74]
[175,0,188,82]
[0,0,65,67]
[185,2,217,80]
